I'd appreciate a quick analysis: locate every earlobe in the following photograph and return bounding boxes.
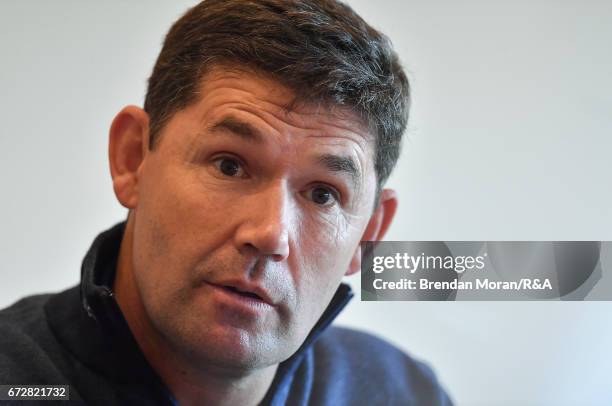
[345,189,398,276]
[108,106,150,209]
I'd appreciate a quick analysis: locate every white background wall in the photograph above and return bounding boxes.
[1,1,611,405]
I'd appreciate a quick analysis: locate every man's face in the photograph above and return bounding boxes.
[130,67,377,370]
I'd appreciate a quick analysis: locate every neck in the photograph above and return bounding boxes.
[113,214,277,406]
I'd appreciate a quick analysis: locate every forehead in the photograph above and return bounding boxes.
[188,66,373,149]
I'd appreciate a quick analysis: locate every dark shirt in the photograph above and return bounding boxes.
[0,222,453,405]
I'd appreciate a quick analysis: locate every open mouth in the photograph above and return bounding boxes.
[222,285,263,301]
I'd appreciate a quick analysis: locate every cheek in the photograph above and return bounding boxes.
[290,212,361,325]
[299,209,359,272]
[130,167,206,293]
[138,163,234,256]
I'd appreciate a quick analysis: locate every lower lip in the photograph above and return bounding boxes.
[204,282,274,315]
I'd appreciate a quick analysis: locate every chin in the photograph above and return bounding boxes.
[173,321,286,371]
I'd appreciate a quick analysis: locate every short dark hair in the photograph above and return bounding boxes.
[144,0,410,196]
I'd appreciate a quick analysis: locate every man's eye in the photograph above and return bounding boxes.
[213,157,245,177]
[307,186,339,206]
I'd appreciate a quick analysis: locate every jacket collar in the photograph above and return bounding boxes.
[45,222,353,398]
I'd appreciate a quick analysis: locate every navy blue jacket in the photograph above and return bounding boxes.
[0,223,453,405]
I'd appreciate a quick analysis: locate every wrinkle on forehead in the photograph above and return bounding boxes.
[194,66,373,147]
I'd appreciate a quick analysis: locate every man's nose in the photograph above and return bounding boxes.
[234,182,291,262]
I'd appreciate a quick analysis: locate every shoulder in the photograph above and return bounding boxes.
[0,292,67,382]
[313,326,437,381]
[309,326,453,405]
[0,293,53,321]
[0,292,54,340]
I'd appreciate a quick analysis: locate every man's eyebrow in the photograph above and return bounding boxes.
[317,153,362,189]
[208,117,264,143]
[208,118,362,187]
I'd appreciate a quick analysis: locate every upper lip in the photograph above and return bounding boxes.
[207,279,276,306]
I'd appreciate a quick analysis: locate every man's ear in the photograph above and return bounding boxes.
[345,189,398,276]
[108,106,150,209]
